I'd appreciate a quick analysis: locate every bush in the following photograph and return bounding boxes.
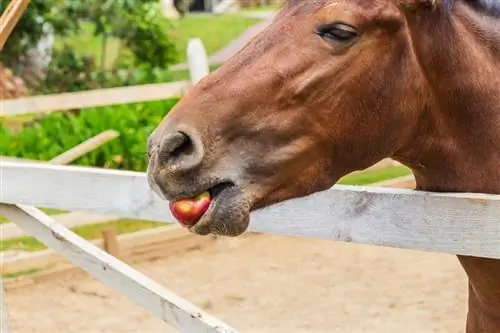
[0,99,179,171]
[37,47,179,94]
[2,0,179,94]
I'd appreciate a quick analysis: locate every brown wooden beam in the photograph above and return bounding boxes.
[0,0,30,50]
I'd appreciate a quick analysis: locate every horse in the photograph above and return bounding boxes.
[146,0,500,331]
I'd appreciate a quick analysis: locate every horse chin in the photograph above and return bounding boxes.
[188,185,251,237]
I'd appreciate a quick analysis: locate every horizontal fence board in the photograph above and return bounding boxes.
[1,161,499,259]
[0,161,176,221]
[1,81,190,116]
[0,204,238,333]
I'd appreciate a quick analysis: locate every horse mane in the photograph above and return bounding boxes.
[280,0,500,19]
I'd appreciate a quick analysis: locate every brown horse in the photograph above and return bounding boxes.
[147,0,500,331]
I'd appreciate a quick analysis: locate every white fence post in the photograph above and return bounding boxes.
[0,278,10,333]
[187,38,210,85]
[161,0,181,19]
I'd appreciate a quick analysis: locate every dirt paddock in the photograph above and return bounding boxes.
[4,233,468,333]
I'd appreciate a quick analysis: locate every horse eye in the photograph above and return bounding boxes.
[316,23,358,43]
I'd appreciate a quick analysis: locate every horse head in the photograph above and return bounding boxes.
[147,0,499,236]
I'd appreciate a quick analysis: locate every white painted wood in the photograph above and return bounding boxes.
[0,129,120,239]
[187,38,210,85]
[0,161,177,222]
[1,81,190,116]
[0,224,199,275]
[0,278,10,333]
[0,156,44,164]
[161,0,181,19]
[1,161,499,259]
[1,212,119,240]
[0,204,238,333]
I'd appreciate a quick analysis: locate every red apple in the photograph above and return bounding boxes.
[169,191,211,227]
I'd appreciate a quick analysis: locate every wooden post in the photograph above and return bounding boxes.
[187,38,209,85]
[160,0,181,19]
[102,227,120,257]
[1,81,189,117]
[0,0,31,50]
[0,278,10,333]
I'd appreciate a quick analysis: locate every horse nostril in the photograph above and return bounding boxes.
[160,132,190,158]
[157,131,203,171]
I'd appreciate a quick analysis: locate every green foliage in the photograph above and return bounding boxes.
[37,47,178,94]
[0,1,79,67]
[37,46,99,93]
[0,99,179,171]
[1,0,179,93]
[1,218,164,252]
[111,1,178,68]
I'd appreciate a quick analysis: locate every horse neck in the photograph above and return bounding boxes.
[393,4,500,331]
[393,2,500,194]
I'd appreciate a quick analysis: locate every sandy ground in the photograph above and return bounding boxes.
[4,233,469,333]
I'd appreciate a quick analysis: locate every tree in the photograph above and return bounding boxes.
[0,0,179,93]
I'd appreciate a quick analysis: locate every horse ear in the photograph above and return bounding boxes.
[398,0,438,12]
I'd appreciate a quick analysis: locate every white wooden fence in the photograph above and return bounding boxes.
[0,160,499,332]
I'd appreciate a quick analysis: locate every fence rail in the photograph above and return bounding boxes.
[0,38,213,117]
[1,161,499,259]
[1,81,191,117]
[0,203,239,333]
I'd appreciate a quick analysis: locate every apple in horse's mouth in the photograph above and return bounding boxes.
[167,182,249,236]
[169,191,211,227]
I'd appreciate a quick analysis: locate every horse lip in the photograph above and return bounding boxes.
[187,182,241,234]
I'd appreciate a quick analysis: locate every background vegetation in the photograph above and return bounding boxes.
[1,0,259,94]
[0,1,260,171]
[0,99,179,171]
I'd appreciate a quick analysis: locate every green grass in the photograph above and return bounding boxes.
[2,267,46,279]
[0,219,165,252]
[59,14,260,69]
[0,208,67,224]
[38,208,67,215]
[166,14,260,64]
[338,165,412,185]
[56,22,122,69]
